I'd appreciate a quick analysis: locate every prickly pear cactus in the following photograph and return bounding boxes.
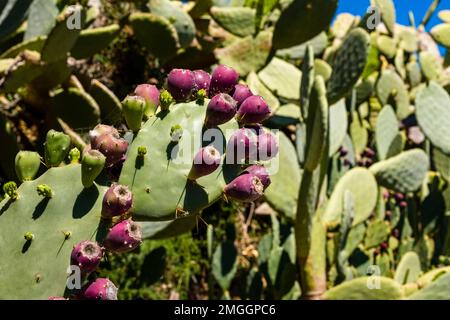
[0,164,107,299]
[119,101,239,221]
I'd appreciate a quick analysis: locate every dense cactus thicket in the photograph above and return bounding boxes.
[1,0,450,300]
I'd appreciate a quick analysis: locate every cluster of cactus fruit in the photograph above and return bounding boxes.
[0,61,278,299]
[2,0,450,300]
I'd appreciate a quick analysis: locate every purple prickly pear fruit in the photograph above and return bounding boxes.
[48,296,67,300]
[91,133,129,167]
[106,154,126,180]
[242,165,271,190]
[205,93,237,127]
[232,84,253,107]
[364,158,373,167]
[101,184,133,219]
[103,219,142,253]
[363,148,375,158]
[89,124,119,147]
[193,70,211,93]
[226,126,259,164]
[134,84,160,117]
[224,173,264,202]
[70,240,104,274]
[399,201,407,209]
[167,69,195,101]
[380,242,388,251]
[408,126,425,145]
[338,147,348,157]
[188,146,221,180]
[209,65,239,96]
[343,158,352,166]
[257,130,279,161]
[236,95,271,125]
[392,229,399,238]
[385,210,392,219]
[83,278,118,300]
[394,193,405,201]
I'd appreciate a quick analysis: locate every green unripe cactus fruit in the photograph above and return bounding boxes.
[160,90,174,111]
[122,95,146,132]
[44,130,71,167]
[81,149,106,188]
[68,147,81,163]
[14,151,41,182]
[24,232,34,241]
[36,184,53,198]
[137,146,147,157]
[3,181,18,200]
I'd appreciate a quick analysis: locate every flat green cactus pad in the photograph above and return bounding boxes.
[273,0,338,49]
[129,12,179,62]
[349,114,369,156]
[0,0,33,40]
[0,164,107,299]
[364,219,390,249]
[419,51,443,81]
[430,24,450,48]
[24,0,59,41]
[258,57,302,100]
[276,32,328,60]
[376,69,410,120]
[41,6,85,63]
[119,100,239,221]
[369,149,429,193]
[394,251,422,285]
[371,0,396,35]
[323,168,378,227]
[329,99,348,157]
[409,273,450,300]
[217,30,272,77]
[433,148,450,181]
[398,27,418,53]
[438,10,450,23]
[0,36,46,59]
[265,103,300,128]
[416,81,450,155]
[148,0,195,49]
[71,24,121,60]
[264,131,301,221]
[376,35,397,58]
[323,276,404,300]
[210,6,255,37]
[376,105,400,160]
[89,79,122,125]
[50,88,101,130]
[327,28,370,104]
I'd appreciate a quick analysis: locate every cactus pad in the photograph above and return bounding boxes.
[327,28,370,104]
[376,69,410,120]
[323,276,403,300]
[415,81,450,155]
[119,100,239,221]
[273,0,338,49]
[369,149,429,193]
[323,168,378,227]
[394,251,422,285]
[210,6,255,37]
[89,80,122,125]
[129,13,179,62]
[258,57,301,100]
[0,164,107,299]
[50,88,101,130]
[430,24,450,48]
[371,0,396,35]
[264,131,301,221]
[409,273,450,300]
[376,104,400,160]
[71,24,120,60]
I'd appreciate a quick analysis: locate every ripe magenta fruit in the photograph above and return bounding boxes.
[188,146,221,180]
[209,65,239,96]
[193,70,211,94]
[167,69,195,101]
[205,93,237,127]
[236,95,271,124]
[103,219,142,253]
[242,165,271,190]
[257,130,279,161]
[101,184,133,219]
[134,84,160,117]
[224,173,264,202]
[232,84,253,107]
[70,240,103,274]
[226,126,259,164]
[83,278,118,300]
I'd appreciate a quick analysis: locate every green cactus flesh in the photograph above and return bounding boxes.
[0,164,107,299]
[119,100,239,221]
[210,6,255,38]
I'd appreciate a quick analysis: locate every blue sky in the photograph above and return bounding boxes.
[336,0,449,29]
[336,0,449,54]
